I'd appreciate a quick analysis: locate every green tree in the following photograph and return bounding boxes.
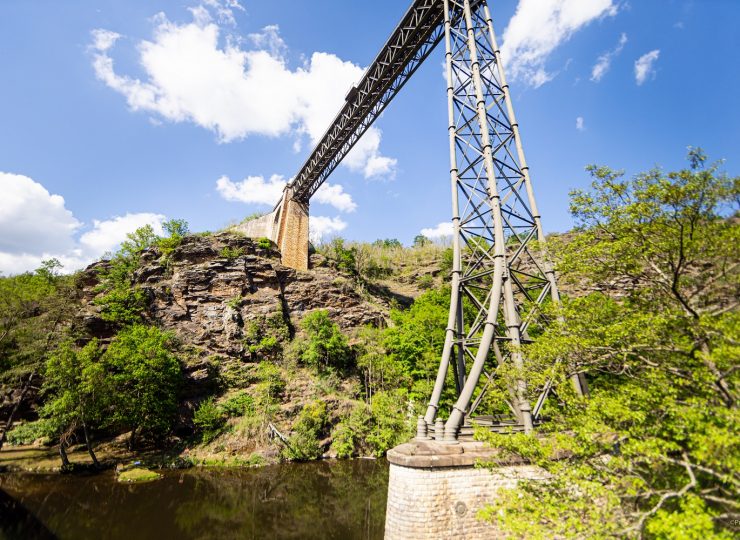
[104,324,181,448]
[412,235,430,248]
[479,150,739,538]
[384,287,450,401]
[296,310,351,370]
[0,259,76,450]
[41,340,108,468]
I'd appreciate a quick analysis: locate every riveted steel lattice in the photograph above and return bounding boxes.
[421,0,586,440]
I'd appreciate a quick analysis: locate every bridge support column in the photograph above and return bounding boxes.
[384,440,543,539]
[275,188,310,271]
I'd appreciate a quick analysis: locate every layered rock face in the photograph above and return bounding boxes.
[77,232,386,359]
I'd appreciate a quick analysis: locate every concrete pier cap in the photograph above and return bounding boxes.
[384,440,544,540]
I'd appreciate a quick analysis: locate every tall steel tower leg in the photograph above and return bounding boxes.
[425,0,582,440]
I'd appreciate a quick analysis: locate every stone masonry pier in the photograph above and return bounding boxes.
[384,440,543,539]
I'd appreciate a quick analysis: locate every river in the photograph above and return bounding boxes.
[0,459,389,540]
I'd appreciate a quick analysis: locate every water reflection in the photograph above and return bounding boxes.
[0,459,388,540]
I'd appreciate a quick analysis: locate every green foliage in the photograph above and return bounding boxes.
[220,392,255,417]
[412,235,430,248]
[372,238,403,249]
[219,246,245,260]
[243,311,290,361]
[331,390,414,458]
[326,238,357,274]
[283,400,329,461]
[255,361,286,399]
[156,218,189,258]
[354,326,410,401]
[384,287,450,402]
[0,259,74,382]
[193,398,226,443]
[417,274,434,290]
[93,224,162,325]
[5,419,50,446]
[479,150,740,538]
[104,324,181,444]
[439,248,453,275]
[41,339,108,441]
[295,310,351,370]
[256,237,272,250]
[94,287,148,325]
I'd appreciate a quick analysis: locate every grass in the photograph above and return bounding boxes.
[117,468,162,483]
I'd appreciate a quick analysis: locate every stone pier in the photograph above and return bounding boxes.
[234,186,310,271]
[384,440,542,539]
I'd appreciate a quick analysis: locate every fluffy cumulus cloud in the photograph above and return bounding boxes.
[215,174,356,212]
[0,172,165,275]
[501,0,619,87]
[634,49,660,85]
[309,216,347,243]
[421,221,454,239]
[216,174,287,206]
[591,32,627,82]
[90,1,395,179]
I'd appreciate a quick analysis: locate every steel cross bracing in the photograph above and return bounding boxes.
[288,0,479,203]
[422,0,586,440]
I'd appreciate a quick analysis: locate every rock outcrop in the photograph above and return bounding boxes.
[77,232,387,360]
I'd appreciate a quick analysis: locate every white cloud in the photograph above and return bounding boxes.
[309,216,347,243]
[575,116,585,131]
[421,221,454,239]
[314,183,357,213]
[634,49,660,85]
[591,32,627,82]
[216,174,355,213]
[0,172,166,275]
[90,2,395,179]
[0,172,81,255]
[501,0,619,87]
[216,174,287,206]
[79,213,166,255]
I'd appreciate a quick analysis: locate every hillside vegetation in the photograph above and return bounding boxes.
[0,149,738,538]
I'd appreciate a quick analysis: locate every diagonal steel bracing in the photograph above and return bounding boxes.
[275,0,587,440]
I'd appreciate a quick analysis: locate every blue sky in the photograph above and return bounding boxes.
[1,0,738,274]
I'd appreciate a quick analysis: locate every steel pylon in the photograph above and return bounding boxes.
[422,0,586,441]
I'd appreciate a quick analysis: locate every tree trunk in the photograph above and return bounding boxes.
[128,427,137,451]
[81,420,99,468]
[0,370,37,452]
[59,438,70,469]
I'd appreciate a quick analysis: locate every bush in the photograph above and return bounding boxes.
[283,400,329,461]
[297,310,351,370]
[220,246,245,260]
[193,398,227,443]
[257,237,272,250]
[220,392,255,417]
[5,420,50,446]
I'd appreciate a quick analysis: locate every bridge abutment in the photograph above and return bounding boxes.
[384,440,543,539]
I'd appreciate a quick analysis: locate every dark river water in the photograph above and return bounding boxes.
[0,459,389,540]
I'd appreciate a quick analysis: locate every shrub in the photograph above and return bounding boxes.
[220,246,245,260]
[220,392,255,417]
[6,420,50,446]
[296,310,351,370]
[193,398,227,443]
[283,400,329,461]
[257,237,272,250]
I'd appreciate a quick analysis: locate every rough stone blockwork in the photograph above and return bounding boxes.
[385,462,541,539]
